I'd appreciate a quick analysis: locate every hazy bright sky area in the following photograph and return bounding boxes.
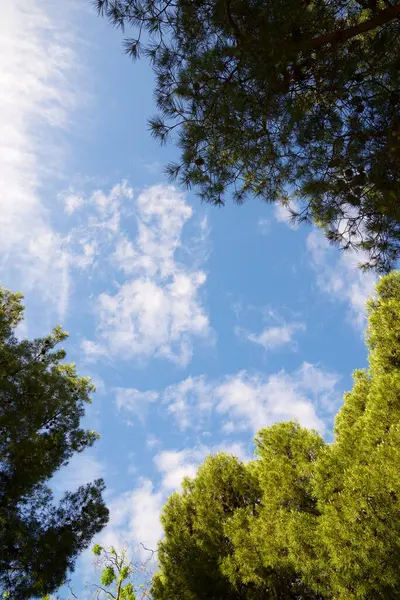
[0,0,378,589]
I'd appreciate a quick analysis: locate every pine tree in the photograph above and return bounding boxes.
[0,287,109,600]
[96,0,400,271]
[223,422,325,599]
[153,272,400,599]
[152,451,323,600]
[306,272,400,598]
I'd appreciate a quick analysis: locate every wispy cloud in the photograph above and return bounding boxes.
[248,323,305,350]
[117,363,339,436]
[154,441,249,492]
[115,388,159,423]
[0,0,82,319]
[271,196,376,329]
[77,184,212,366]
[307,229,376,329]
[163,375,213,431]
[236,321,305,352]
[97,480,164,555]
[214,364,337,434]
[154,448,203,491]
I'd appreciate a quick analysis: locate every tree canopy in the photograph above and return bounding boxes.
[152,451,322,600]
[97,0,400,272]
[152,271,400,599]
[0,287,109,600]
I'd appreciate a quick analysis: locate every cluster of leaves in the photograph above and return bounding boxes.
[0,287,109,600]
[88,544,154,600]
[152,271,400,599]
[96,0,400,271]
[44,544,155,600]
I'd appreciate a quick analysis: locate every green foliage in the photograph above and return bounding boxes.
[88,545,152,600]
[93,544,103,556]
[153,272,400,598]
[97,0,400,271]
[221,422,325,598]
[0,286,109,600]
[305,271,400,598]
[101,566,116,586]
[152,452,320,600]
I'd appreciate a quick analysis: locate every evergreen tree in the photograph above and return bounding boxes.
[152,272,400,598]
[96,0,400,271]
[223,422,325,599]
[152,454,263,600]
[0,287,109,600]
[152,452,323,600]
[305,271,400,598]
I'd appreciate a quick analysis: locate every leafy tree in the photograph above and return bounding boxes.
[304,271,400,599]
[89,544,154,600]
[43,544,155,600]
[96,0,400,271]
[223,422,326,599]
[151,452,322,600]
[153,272,400,598]
[0,287,109,600]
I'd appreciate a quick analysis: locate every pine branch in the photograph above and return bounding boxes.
[302,4,400,50]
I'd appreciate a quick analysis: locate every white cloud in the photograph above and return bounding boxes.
[307,229,376,328]
[163,375,213,431]
[98,479,164,555]
[214,365,333,434]
[127,480,164,552]
[154,442,250,492]
[248,323,304,349]
[271,197,376,329]
[147,435,161,450]
[74,241,98,269]
[82,184,211,366]
[218,441,250,463]
[236,321,305,351]
[64,193,84,215]
[115,387,159,423]
[154,448,203,491]
[0,0,81,319]
[139,363,340,435]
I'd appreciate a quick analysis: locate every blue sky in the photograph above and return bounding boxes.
[1,0,377,591]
